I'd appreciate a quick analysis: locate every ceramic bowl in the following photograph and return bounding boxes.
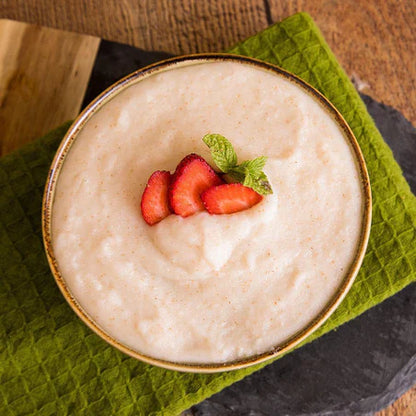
[42,54,371,372]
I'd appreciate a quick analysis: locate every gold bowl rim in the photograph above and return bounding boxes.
[42,53,372,373]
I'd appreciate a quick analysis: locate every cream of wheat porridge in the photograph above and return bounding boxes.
[52,61,364,363]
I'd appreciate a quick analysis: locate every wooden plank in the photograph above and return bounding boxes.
[1,0,414,126]
[378,384,416,415]
[267,0,416,131]
[0,0,268,54]
[0,19,100,155]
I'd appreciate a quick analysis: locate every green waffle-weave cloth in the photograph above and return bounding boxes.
[1,12,416,416]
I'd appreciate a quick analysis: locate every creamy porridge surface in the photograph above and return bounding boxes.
[52,61,363,363]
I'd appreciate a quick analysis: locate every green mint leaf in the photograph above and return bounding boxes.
[256,172,273,195]
[228,164,246,176]
[226,170,246,184]
[239,156,267,175]
[202,134,237,172]
[202,134,273,195]
[243,171,273,196]
[242,172,256,188]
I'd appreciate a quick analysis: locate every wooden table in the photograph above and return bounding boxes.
[0,1,415,413]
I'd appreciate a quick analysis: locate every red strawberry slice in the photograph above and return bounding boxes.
[140,170,172,225]
[201,183,263,215]
[169,153,223,217]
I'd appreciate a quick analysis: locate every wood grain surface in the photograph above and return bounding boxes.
[1,0,415,126]
[0,0,415,413]
[0,19,99,155]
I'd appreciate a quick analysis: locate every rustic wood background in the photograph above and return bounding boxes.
[0,0,415,413]
[1,0,415,127]
[0,20,99,154]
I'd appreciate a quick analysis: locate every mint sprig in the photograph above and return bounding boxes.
[202,134,273,195]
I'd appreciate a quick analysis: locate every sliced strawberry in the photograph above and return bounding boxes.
[169,153,223,217]
[140,170,172,225]
[201,183,263,215]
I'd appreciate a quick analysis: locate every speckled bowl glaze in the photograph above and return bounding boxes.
[42,54,372,373]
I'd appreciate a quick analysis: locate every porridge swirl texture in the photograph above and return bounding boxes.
[52,61,363,363]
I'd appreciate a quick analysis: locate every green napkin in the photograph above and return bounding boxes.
[1,12,415,416]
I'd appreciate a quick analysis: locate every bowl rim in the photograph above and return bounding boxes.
[42,53,372,373]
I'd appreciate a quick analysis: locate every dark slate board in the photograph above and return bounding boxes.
[83,40,416,416]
